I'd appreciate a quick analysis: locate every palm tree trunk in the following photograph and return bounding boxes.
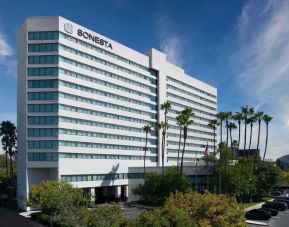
[162,130,165,176]
[180,127,187,175]
[249,124,253,150]
[10,155,13,175]
[195,152,198,191]
[263,123,269,162]
[230,129,233,161]
[255,120,261,165]
[218,120,223,194]
[213,128,216,168]
[241,120,247,174]
[238,121,241,150]
[224,121,229,183]
[177,127,182,171]
[5,151,8,176]
[144,132,148,178]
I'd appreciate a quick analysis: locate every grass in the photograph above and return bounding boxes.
[243,196,272,208]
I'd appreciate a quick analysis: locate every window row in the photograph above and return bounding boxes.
[169,125,214,136]
[59,92,156,118]
[167,116,212,129]
[167,84,216,105]
[59,104,156,125]
[28,43,58,52]
[27,152,157,162]
[59,116,148,133]
[58,32,156,77]
[59,66,156,94]
[61,172,145,182]
[59,55,157,86]
[27,67,58,76]
[167,149,204,155]
[27,127,156,143]
[28,79,58,88]
[168,93,216,112]
[167,76,216,98]
[28,116,58,125]
[28,92,58,100]
[170,106,214,119]
[28,128,58,137]
[59,44,156,84]
[28,104,58,112]
[168,140,213,149]
[28,55,58,64]
[59,78,157,106]
[167,132,214,143]
[27,115,150,134]
[167,157,194,161]
[28,31,59,40]
[27,140,157,152]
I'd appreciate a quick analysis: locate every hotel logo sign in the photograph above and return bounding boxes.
[64,23,73,34]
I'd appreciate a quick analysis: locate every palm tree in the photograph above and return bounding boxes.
[143,125,151,177]
[232,112,243,150]
[176,114,185,170]
[208,119,219,168]
[160,101,172,175]
[180,108,194,175]
[157,121,169,176]
[0,121,17,176]
[227,122,237,161]
[255,111,264,161]
[224,112,232,182]
[262,114,273,162]
[248,115,257,150]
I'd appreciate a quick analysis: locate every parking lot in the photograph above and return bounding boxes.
[248,209,289,226]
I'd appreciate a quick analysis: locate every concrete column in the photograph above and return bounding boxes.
[90,188,95,202]
[124,185,129,198]
[115,186,121,199]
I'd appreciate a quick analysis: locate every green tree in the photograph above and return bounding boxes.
[133,167,191,206]
[0,121,17,176]
[262,114,273,161]
[142,125,151,177]
[180,108,194,175]
[165,191,246,227]
[26,180,90,223]
[254,161,281,194]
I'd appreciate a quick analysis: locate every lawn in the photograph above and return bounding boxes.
[242,196,272,208]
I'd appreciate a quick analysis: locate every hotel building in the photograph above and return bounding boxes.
[17,16,217,209]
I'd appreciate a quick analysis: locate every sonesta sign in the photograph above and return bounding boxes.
[64,23,113,50]
[77,29,113,50]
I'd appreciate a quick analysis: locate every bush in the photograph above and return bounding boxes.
[164,191,246,227]
[133,167,191,206]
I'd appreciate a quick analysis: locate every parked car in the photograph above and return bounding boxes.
[271,190,282,196]
[274,198,289,206]
[276,196,289,201]
[261,207,278,216]
[262,201,287,211]
[245,209,271,220]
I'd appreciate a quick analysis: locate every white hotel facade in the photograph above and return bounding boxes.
[17,16,217,209]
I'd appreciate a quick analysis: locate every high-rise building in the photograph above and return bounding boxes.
[17,16,217,209]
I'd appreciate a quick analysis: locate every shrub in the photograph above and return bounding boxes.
[133,167,191,206]
[165,191,246,227]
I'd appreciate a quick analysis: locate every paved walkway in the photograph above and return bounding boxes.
[0,207,44,227]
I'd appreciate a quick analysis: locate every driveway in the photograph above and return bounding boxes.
[0,207,44,227]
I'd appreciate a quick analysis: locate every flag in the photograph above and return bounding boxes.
[204,142,209,156]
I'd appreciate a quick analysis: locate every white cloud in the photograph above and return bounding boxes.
[155,11,186,67]
[230,0,289,159]
[0,31,12,57]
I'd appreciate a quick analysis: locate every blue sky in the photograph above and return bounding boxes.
[0,0,288,160]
